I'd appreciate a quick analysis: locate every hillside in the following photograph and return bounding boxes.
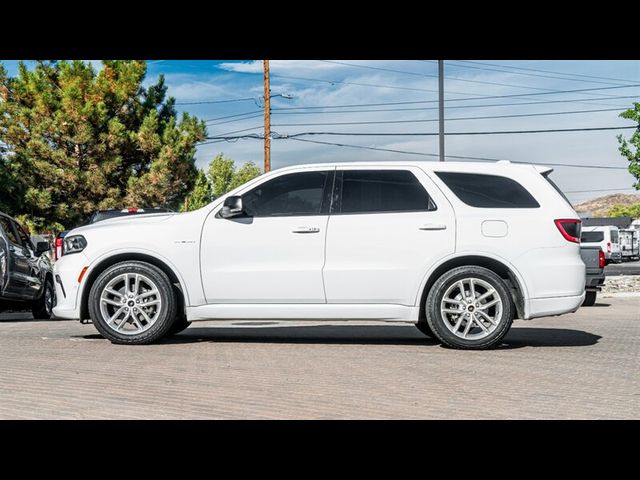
[573,193,640,217]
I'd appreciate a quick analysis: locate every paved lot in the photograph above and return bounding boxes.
[605,260,640,276]
[1,297,639,419]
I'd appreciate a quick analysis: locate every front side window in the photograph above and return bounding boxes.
[0,217,19,245]
[436,172,540,208]
[335,169,435,214]
[242,171,331,217]
[13,222,32,250]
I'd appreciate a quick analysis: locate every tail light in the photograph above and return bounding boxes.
[607,242,612,254]
[54,237,63,261]
[598,249,606,269]
[554,219,581,244]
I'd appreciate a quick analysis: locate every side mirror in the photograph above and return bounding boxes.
[36,241,50,255]
[220,196,244,219]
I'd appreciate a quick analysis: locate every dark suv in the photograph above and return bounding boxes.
[0,212,55,318]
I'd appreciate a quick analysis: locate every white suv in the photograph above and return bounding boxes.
[53,161,585,349]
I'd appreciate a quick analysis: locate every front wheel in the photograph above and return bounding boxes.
[88,261,178,345]
[425,266,514,350]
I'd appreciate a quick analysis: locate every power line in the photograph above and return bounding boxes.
[565,187,637,193]
[450,60,639,86]
[203,110,261,122]
[271,107,625,127]
[276,137,629,170]
[206,113,263,126]
[270,73,465,95]
[175,97,256,106]
[275,125,636,138]
[271,95,637,114]
[319,60,605,94]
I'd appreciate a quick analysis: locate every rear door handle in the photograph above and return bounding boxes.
[419,224,447,231]
[291,227,320,234]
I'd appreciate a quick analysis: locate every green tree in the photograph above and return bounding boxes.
[206,153,261,197]
[229,161,262,191]
[0,60,206,231]
[207,154,236,197]
[180,169,212,212]
[617,102,640,190]
[607,203,640,219]
[178,155,262,212]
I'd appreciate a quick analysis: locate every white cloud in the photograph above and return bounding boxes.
[161,60,640,203]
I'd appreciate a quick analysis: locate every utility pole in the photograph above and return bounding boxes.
[263,59,271,173]
[438,59,445,162]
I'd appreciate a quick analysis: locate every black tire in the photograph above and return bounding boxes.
[32,277,55,319]
[425,266,514,350]
[88,261,177,345]
[415,321,435,338]
[582,291,597,307]
[167,315,191,335]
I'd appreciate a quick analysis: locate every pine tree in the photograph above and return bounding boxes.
[0,60,206,230]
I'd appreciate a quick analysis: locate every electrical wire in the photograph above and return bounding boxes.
[564,187,638,193]
[270,107,625,127]
[175,97,257,106]
[448,60,640,86]
[274,125,637,138]
[318,60,607,94]
[271,95,638,114]
[275,137,630,170]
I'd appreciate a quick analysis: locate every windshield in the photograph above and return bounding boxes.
[581,231,604,243]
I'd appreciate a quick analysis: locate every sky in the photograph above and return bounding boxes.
[2,59,639,205]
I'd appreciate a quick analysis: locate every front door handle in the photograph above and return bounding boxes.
[419,224,447,231]
[291,227,320,234]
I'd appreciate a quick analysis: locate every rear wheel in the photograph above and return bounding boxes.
[88,261,177,345]
[582,291,597,307]
[425,266,514,350]
[32,277,55,319]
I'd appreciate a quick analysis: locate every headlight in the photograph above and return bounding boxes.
[63,235,87,255]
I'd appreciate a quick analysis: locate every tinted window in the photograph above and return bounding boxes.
[0,217,19,244]
[581,231,604,243]
[337,170,434,214]
[13,222,32,249]
[436,172,540,208]
[243,171,331,217]
[611,230,619,243]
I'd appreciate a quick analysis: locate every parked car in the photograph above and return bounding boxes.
[54,208,173,260]
[580,245,606,306]
[0,212,55,318]
[580,226,621,264]
[619,229,639,261]
[53,161,585,350]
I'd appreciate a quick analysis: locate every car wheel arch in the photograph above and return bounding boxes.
[79,252,187,321]
[416,254,528,322]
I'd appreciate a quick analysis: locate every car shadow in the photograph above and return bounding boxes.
[587,303,611,308]
[128,324,601,349]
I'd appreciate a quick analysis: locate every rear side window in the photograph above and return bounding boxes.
[581,231,604,243]
[611,230,619,243]
[436,172,540,208]
[335,169,435,214]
